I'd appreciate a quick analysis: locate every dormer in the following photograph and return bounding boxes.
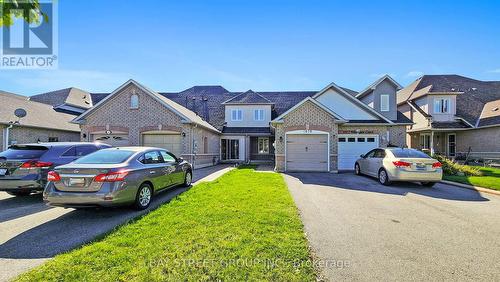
[356,75,402,121]
[222,90,274,127]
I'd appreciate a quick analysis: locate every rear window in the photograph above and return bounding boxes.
[390,148,430,158]
[0,145,48,159]
[73,150,134,164]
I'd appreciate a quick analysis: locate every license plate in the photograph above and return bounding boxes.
[0,169,7,175]
[69,178,85,186]
[416,164,426,170]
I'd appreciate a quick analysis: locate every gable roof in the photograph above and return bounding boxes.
[0,90,80,132]
[272,97,347,123]
[398,75,500,127]
[73,80,219,133]
[222,90,273,104]
[30,87,93,110]
[356,75,402,99]
[313,82,394,123]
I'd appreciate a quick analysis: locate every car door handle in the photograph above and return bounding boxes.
[149,171,156,174]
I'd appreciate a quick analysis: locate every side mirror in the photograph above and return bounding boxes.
[177,157,184,163]
[360,154,365,158]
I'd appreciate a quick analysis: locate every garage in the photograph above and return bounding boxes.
[142,133,182,156]
[93,133,129,147]
[286,133,329,172]
[338,135,379,170]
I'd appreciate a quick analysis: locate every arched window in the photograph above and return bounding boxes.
[130,94,139,109]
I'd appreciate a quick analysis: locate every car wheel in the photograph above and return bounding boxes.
[378,169,391,186]
[7,191,32,197]
[183,170,192,187]
[421,182,436,187]
[134,183,153,210]
[354,163,361,175]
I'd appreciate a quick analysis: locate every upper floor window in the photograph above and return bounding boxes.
[380,94,390,112]
[434,98,450,113]
[231,109,242,121]
[130,94,139,109]
[254,109,265,121]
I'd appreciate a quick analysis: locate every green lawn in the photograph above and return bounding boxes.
[17,167,315,281]
[444,166,500,191]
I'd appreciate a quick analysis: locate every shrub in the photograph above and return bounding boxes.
[433,155,482,176]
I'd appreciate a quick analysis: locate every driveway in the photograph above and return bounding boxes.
[284,172,500,281]
[0,165,233,282]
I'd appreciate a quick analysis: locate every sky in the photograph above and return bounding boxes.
[1,0,500,95]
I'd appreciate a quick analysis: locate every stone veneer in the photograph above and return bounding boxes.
[80,84,220,168]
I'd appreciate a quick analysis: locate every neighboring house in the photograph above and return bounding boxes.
[71,75,412,171]
[397,75,500,159]
[30,87,93,115]
[0,90,81,151]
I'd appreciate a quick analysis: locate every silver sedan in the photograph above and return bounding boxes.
[354,147,442,187]
[43,147,193,210]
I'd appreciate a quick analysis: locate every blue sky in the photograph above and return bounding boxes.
[2,0,500,95]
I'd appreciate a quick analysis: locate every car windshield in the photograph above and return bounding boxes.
[73,150,135,164]
[0,145,48,159]
[390,148,431,158]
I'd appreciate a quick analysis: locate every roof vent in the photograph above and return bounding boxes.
[472,87,477,91]
[493,107,499,112]
[451,88,456,91]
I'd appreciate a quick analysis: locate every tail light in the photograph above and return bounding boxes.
[432,162,442,168]
[20,160,53,168]
[47,171,61,182]
[94,170,129,182]
[393,161,411,168]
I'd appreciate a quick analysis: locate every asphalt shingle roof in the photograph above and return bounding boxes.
[223,90,273,104]
[30,87,93,110]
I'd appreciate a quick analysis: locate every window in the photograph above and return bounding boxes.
[357,138,365,142]
[364,150,376,158]
[74,150,134,164]
[48,137,59,142]
[231,109,242,121]
[367,138,375,142]
[348,138,356,142]
[160,151,177,163]
[420,134,431,149]
[62,146,76,157]
[338,137,346,142]
[254,109,265,121]
[130,94,139,109]
[380,94,390,112]
[434,98,450,113]
[75,145,97,157]
[390,148,430,158]
[258,137,269,154]
[140,151,163,164]
[373,149,386,158]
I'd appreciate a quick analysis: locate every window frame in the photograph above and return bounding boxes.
[434,98,450,114]
[420,134,431,149]
[253,109,265,121]
[257,137,270,154]
[380,94,390,112]
[130,94,139,109]
[231,109,243,121]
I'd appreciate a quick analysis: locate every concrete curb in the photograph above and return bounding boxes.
[441,180,500,196]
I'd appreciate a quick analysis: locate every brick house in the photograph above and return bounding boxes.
[397,75,500,160]
[71,76,411,171]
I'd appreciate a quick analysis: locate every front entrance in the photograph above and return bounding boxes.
[447,133,456,157]
[221,139,240,161]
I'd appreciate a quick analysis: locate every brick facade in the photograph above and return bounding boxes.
[1,125,79,150]
[80,84,220,168]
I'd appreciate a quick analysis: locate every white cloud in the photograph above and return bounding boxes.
[406,71,424,77]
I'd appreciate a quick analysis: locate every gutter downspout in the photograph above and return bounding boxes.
[3,124,13,151]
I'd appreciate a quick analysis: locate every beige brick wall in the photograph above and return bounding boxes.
[80,83,220,167]
[274,100,338,172]
[2,126,79,150]
[456,127,500,153]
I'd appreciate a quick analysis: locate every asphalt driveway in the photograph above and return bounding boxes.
[0,165,233,282]
[284,172,500,281]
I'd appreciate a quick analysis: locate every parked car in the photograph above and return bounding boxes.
[354,147,442,187]
[0,142,111,196]
[43,147,193,210]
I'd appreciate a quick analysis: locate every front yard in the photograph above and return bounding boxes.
[17,166,315,281]
[444,166,500,191]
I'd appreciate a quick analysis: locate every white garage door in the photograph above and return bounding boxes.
[93,134,129,147]
[286,134,328,172]
[338,135,379,170]
[142,134,182,156]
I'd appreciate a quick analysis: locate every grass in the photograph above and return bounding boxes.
[444,166,500,191]
[17,167,315,281]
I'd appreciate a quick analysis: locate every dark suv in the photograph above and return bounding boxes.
[0,142,111,196]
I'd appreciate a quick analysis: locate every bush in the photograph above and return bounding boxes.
[433,155,482,176]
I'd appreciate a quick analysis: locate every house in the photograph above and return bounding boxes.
[0,90,81,151]
[397,75,500,159]
[30,87,94,115]
[72,75,412,171]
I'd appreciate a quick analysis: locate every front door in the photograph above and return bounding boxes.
[221,139,240,160]
[447,134,456,157]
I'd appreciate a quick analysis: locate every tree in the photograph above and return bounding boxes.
[0,0,48,27]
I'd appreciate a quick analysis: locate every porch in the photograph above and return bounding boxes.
[409,130,457,157]
[220,135,274,163]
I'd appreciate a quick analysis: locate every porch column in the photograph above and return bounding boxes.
[430,131,435,156]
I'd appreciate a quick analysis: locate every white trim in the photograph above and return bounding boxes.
[272,96,347,123]
[231,109,242,121]
[312,83,394,124]
[253,109,265,121]
[285,130,330,172]
[380,94,390,112]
